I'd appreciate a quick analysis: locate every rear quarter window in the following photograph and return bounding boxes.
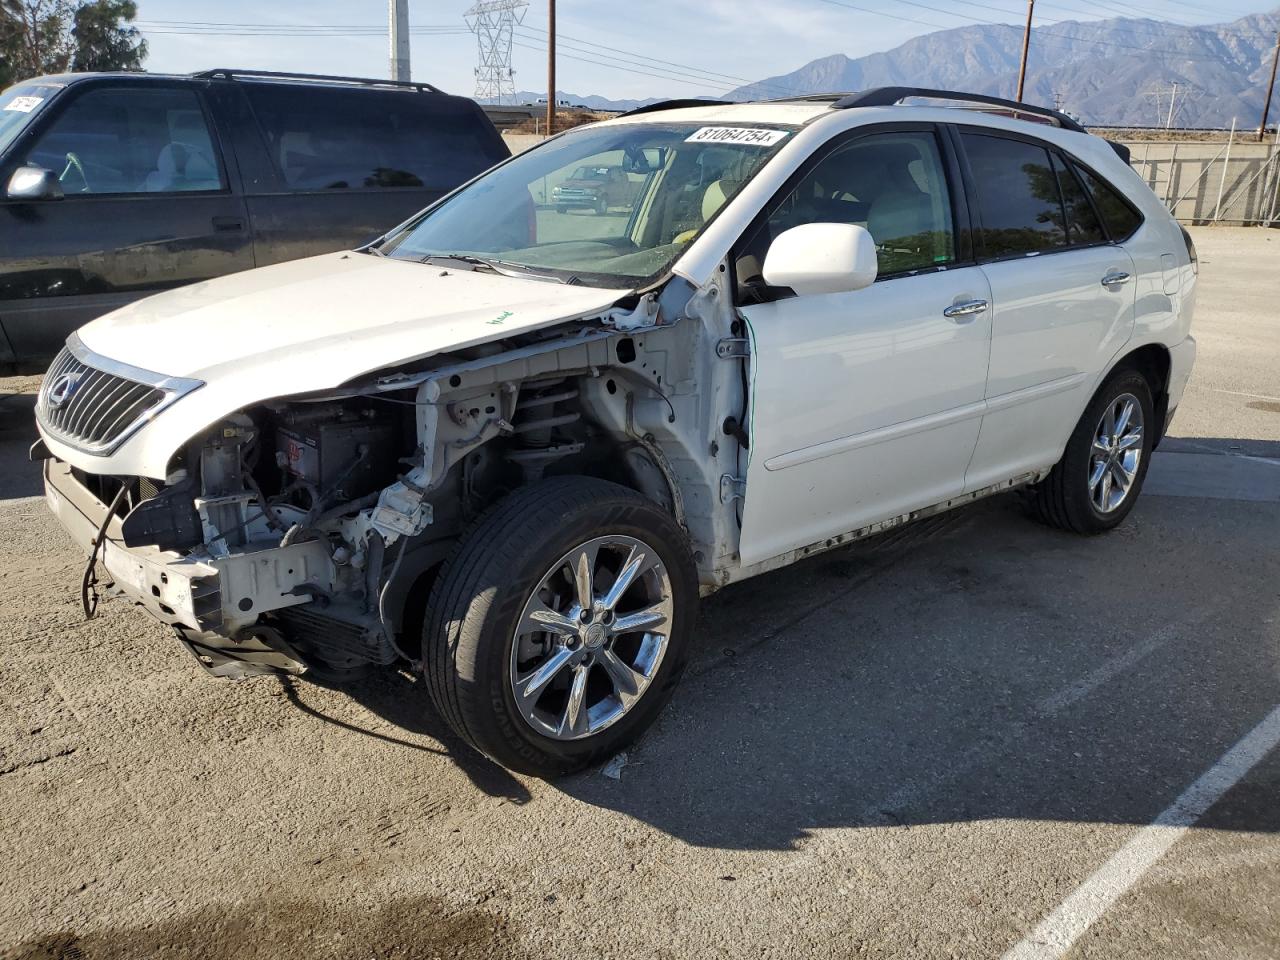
[1071,161,1143,242]
[245,84,505,192]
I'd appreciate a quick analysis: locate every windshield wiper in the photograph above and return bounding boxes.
[422,254,565,283]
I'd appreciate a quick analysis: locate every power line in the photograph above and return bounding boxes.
[516,25,804,96]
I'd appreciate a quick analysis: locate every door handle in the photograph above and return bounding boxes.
[1100,271,1132,287]
[943,299,989,321]
[212,216,245,232]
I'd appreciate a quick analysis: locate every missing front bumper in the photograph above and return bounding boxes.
[44,459,333,637]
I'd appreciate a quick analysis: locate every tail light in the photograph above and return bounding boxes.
[1179,226,1198,276]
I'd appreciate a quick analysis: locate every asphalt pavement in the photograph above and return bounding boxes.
[0,227,1276,960]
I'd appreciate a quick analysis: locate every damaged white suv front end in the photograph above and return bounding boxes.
[36,254,647,674]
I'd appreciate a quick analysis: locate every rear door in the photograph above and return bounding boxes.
[957,128,1137,491]
[233,82,509,266]
[0,79,253,361]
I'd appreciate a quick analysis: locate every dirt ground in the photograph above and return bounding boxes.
[0,227,1277,959]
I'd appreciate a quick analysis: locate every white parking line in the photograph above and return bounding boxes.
[1034,620,1189,716]
[1001,704,1280,960]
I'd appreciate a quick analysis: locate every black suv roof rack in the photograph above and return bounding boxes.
[619,98,729,117]
[192,68,442,94]
[834,87,1086,133]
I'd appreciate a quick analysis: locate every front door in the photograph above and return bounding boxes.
[735,127,992,567]
[0,81,253,361]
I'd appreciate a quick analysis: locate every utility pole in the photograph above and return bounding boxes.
[1166,81,1179,129]
[389,0,410,82]
[1260,32,1280,142]
[1016,0,1034,102]
[546,0,556,135]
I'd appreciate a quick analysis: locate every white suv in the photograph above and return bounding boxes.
[34,88,1197,776]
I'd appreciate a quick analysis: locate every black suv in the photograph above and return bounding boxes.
[0,69,509,364]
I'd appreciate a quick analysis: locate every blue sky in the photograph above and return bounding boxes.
[137,1,1277,101]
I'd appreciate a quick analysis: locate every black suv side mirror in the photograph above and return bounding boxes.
[7,165,64,201]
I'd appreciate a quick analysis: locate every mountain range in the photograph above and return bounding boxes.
[724,9,1280,127]
[493,9,1280,128]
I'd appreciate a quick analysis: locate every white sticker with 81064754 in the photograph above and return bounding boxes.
[3,96,43,113]
[684,126,789,146]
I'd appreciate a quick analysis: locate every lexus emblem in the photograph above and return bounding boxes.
[47,372,81,410]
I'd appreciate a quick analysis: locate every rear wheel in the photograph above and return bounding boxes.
[1028,367,1154,534]
[424,477,697,777]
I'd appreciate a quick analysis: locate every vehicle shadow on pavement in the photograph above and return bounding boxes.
[285,669,533,805]
[0,392,42,500]
[554,494,1280,851]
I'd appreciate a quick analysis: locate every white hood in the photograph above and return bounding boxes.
[49,252,629,478]
[79,252,627,381]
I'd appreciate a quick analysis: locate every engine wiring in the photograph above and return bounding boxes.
[81,482,130,620]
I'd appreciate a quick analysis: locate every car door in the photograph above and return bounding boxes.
[229,82,509,267]
[0,79,253,361]
[956,129,1138,491]
[734,126,993,568]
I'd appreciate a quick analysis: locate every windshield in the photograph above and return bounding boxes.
[380,122,794,287]
[0,83,61,156]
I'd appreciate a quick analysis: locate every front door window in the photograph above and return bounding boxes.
[26,86,224,195]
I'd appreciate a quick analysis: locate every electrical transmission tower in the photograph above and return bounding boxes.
[1142,82,1201,129]
[465,0,528,104]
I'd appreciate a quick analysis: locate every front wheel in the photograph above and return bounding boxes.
[1028,367,1155,534]
[424,477,698,777]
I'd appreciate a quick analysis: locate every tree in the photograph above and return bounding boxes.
[0,0,144,88]
[0,0,73,89]
[71,0,144,72]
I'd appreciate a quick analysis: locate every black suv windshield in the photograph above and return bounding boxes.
[380,122,794,287]
[0,83,61,156]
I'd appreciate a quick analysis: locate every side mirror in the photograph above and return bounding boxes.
[7,165,64,201]
[762,223,878,297]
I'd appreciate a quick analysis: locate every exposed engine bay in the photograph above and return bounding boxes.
[57,280,744,680]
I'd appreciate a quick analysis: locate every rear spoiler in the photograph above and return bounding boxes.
[1106,140,1132,165]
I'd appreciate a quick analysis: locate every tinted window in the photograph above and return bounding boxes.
[1072,162,1143,241]
[245,85,503,192]
[26,86,223,195]
[742,130,956,278]
[1052,153,1106,246]
[962,133,1066,257]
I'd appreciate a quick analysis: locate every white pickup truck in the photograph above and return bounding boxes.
[34,88,1197,776]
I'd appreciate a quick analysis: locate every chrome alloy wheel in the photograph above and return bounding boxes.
[1089,392,1145,514]
[509,535,674,741]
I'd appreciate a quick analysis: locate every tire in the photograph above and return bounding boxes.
[595,198,607,215]
[555,205,568,215]
[424,477,698,777]
[1027,367,1155,535]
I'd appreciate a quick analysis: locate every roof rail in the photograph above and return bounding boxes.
[192,68,442,94]
[833,87,1086,133]
[619,98,729,118]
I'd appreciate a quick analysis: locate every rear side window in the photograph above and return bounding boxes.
[1051,153,1106,246]
[960,132,1065,258]
[245,84,503,192]
[1072,162,1143,242]
[25,86,224,195]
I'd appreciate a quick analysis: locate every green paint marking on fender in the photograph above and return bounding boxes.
[487,310,515,326]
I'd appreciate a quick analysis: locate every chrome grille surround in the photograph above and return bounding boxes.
[36,333,204,456]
